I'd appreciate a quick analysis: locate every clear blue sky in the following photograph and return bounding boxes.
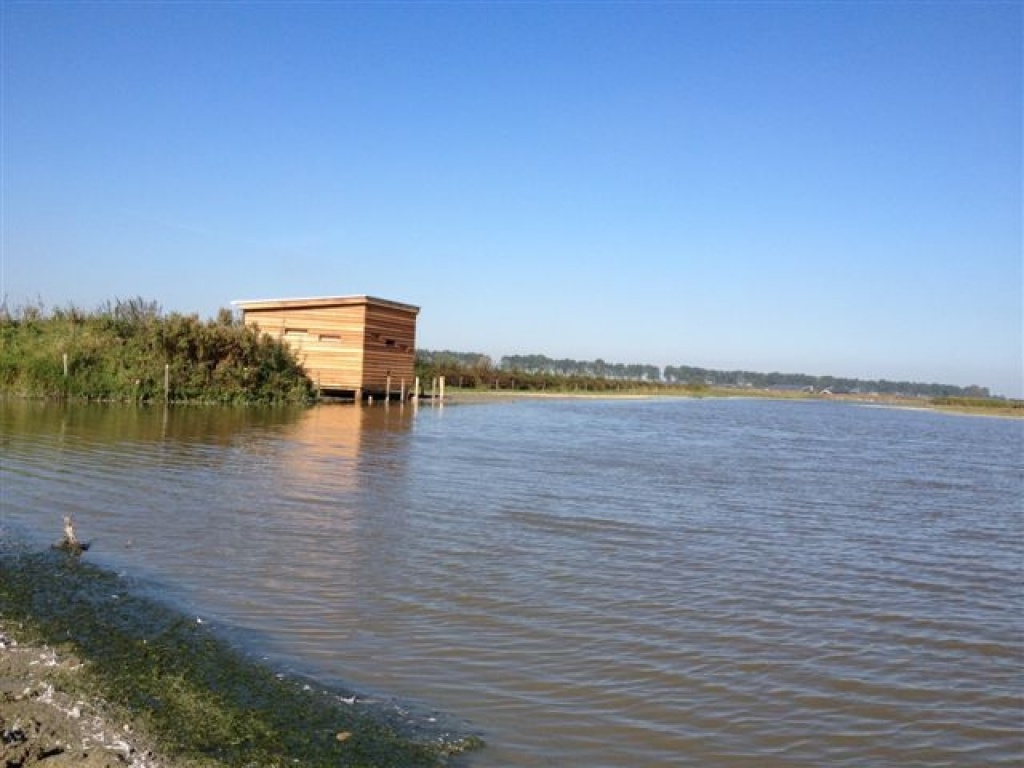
[3,2,1021,395]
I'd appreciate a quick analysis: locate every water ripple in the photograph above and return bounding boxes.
[2,399,1021,766]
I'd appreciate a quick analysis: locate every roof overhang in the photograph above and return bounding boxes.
[232,295,420,314]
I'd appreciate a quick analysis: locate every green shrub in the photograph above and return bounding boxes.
[0,299,313,404]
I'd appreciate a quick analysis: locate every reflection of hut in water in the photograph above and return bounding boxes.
[232,295,419,400]
[284,406,365,495]
[282,405,415,497]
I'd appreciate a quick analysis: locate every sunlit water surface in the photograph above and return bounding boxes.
[2,398,1021,767]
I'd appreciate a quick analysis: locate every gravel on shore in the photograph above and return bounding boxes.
[1,622,173,768]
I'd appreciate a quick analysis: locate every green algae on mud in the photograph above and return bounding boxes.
[0,550,483,767]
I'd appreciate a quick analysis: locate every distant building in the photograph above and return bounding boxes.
[232,295,420,399]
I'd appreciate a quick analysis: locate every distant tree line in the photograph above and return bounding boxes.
[414,350,662,393]
[660,364,991,398]
[416,349,992,399]
[501,354,662,382]
[0,298,313,403]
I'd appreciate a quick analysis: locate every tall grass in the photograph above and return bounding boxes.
[0,298,313,404]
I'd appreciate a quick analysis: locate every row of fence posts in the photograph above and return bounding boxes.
[376,375,445,405]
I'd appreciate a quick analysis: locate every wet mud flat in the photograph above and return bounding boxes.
[0,550,482,767]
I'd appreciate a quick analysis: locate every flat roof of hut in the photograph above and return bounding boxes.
[232,295,420,399]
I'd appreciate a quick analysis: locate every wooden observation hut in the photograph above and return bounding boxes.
[232,295,420,399]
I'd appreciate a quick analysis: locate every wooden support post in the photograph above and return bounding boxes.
[164,363,170,404]
[400,379,406,400]
[62,353,68,377]
[430,377,436,404]
[386,374,392,402]
[439,375,445,402]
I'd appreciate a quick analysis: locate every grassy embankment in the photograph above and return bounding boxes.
[0,550,481,767]
[0,299,313,404]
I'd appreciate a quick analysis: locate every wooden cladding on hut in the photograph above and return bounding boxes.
[232,295,419,397]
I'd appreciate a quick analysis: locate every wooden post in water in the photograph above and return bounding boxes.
[400,379,406,400]
[430,377,436,404]
[439,375,445,402]
[414,377,421,402]
[385,374,392,405]
[164,363,170,404]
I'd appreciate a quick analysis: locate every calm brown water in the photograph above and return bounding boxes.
[2,398,1022,766]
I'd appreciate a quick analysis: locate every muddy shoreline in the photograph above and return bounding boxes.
[0,548,482,768]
